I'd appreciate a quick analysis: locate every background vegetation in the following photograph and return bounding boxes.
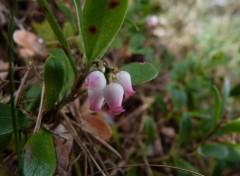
[1,0,240,175]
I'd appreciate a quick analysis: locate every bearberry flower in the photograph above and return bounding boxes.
[87,89,105,112]
[116,71,135,99]
[85,71,106,112]
[103,83,125,115]
[85,71,106,90]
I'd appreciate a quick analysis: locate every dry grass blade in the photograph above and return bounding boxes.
[62,113,107,176]
[0,65,43,73]
[89,133,122,159]
[33,83,45,133]
[70,119,122,159]
[91,164,205,176]
[15,61,32,105]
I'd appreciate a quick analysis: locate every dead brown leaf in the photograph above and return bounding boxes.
[53,124,73,175]
[13,30,47,58]
[82,115,112,141]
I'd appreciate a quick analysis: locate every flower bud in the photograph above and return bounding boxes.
[85,71,106,90]
[146,15,158,29]
[116,71,135,99]
[103,83,125,115]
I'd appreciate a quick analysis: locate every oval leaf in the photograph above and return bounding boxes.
[49,49,74,97]
[31,10,56,43]
[0,103,32,135]
[144,116,155,144]
[24,83,42,112]
[121,62,158,85]
[23,130,56,176]
[83,0,128,61]
[219,118,240,133]
[212,86,223,126]
[172,158,199,173]
[198,143,228,159]
[178,113,192,147]
[44,49,69,109]
[82,115,112,141]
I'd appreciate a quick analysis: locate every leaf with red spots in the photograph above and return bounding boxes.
[83,0,128,62]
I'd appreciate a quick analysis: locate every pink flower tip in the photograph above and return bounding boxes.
[116,71,135,99]
[90,105,101,112]
[125,90,136,99]
[108,107,125,115]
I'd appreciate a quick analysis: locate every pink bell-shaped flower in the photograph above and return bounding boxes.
[103,83,125,115]
[116,71,135,99]
[85,71,106,90]
[87,89,105,112]
[85,71,106,112]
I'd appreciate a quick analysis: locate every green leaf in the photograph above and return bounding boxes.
[168,86,187,111]
[23,130,56,176]
[144,116,155,144]
[178,113,192,147]
[0,103,32,135]
[154,93,167,113]
[44,50,66,109]
[31,10,56,43]
[200,143,240,165]
[37,0,77,75]
[63,22,75,38]
[172,158,199,176]
[198,143,228,159]
[212,160,226,176]
[125,17,140,32]
[121,62,158,84]
[83,0,128,61]
[223,144,240,163]
[127,166,137,176]
[24,83,42,112]
[212,86,222,126]
[128,33,145,53]
[56,0,75,26]
[219,118,240,133]
[72,0,85,53]
[110,36,123,49]
[0,134,12,152]
[49,49,75,97]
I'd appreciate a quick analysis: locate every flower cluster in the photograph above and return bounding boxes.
[85,70,135,115]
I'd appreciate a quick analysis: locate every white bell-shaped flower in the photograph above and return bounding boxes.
[103,83,125,115]
[116,71,135,99]
[85,71,106,112]
[85,71,106,90]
